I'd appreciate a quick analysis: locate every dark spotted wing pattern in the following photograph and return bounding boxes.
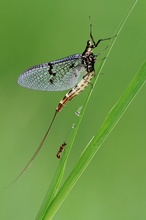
[18,54,86,91]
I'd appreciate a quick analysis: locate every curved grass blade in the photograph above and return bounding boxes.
[36,1,139,219]
[43,58,146,220]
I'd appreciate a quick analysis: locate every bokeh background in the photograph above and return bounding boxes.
[0,0,146,219]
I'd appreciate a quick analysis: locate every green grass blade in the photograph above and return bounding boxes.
[36,127,77,219]
[44,59,146,220]
[36,59,108,220]
[36,1,139,219]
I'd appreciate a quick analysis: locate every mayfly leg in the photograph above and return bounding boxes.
[89,16,116,48]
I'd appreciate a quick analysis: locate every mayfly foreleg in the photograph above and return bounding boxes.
[93,37,116,48]
[89,17,116,48]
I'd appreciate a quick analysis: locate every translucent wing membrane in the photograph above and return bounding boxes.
[18,54,86,91]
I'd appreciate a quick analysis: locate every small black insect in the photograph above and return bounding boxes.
[56,142,67,159]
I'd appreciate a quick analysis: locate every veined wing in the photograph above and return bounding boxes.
[18,54,86,91]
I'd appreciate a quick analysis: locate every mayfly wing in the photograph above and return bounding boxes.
[18,54,86,91]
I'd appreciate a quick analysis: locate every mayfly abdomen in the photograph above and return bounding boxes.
[56,70,95,112]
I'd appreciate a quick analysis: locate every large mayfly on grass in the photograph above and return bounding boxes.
[15,19,115,182]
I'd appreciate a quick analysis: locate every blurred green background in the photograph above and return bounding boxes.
[0,0,146,219]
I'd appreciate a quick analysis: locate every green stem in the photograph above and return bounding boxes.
[44,60,146,220]
[36,1,139,219]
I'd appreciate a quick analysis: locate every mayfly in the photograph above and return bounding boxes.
[15,20,115,182]
[56,142,67,159]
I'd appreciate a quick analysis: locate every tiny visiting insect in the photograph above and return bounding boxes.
[56,142,67,159]
[14,18,115,182]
